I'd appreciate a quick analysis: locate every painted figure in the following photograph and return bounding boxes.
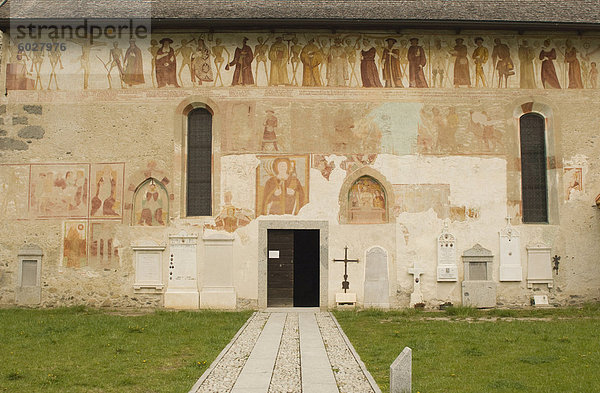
[228,37,254,86]
[30,43,44,90]
[590,62,598,88]
[451,38,470,87]
[91,165,118,217]
[105,42,124,89]
[148,39,159,87]
[63,222,87,268]
[175,39,194,85]
[360,38,382,87]
[381,38,403,87]
[492,38,514,88]
[212,38,230,87]
[518,40,536,89]
[261,110,279,151]
[539,40,561,89]
[269,36,290,86]
[407,37,428,88]
[191,38,214,86]
[138,181,165,226]
[301,38,323,87]
[564,39,583,89]
[290,37,303,86]
[123,39,145,87]
[255,36,271,84]
[431,38,448,88]
[69,38,106,90]
[472,37,488,87]
[345,37,361,87]
[327,37,348,87]
[156,38,180,88]
[262,157,305,215]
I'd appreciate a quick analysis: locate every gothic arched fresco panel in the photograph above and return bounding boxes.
[348,176,387,224]
[132,178,169,226]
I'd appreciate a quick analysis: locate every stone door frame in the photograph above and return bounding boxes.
[258,220,329,310]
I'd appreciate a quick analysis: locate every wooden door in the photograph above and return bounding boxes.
[267,230,294,307]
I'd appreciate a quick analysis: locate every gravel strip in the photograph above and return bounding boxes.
[315,312,375,393]
[268,313,301,393]
[194,312,270,393]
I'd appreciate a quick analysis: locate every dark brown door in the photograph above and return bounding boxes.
[267,230,294,307]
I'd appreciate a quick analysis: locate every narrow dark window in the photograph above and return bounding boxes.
[187,108,212,216]
[520,113,547,223]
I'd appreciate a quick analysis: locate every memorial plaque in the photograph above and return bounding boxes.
[132,241,165,290]
[21,260,38,287]
[169,234,198,287]
[499,218,522,281]
[364,246,390,308]
[437,224,458,282]
[526,244,553,288]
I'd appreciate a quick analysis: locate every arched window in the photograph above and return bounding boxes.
[519,113,547,223]
[187,107,212,216]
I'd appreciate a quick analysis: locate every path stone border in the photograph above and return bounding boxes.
[329,312,382,393]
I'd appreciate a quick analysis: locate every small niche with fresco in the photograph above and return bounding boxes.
[348,176,388,224]
[132,178,169,226]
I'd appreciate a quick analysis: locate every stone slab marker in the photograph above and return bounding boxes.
[164,231,199,309]
[390,347,412,393]
[363,246,390,308]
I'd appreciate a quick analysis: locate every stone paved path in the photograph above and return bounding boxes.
[189,309,380,393]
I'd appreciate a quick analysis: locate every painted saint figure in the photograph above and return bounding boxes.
[269,36,290,86]
[431,39,448,88]
[360,38,382,87]
[451,38,470,87]
[228,37,254,86]
[156,38,180,88]
[518,40,536,89]
[472,37,488,87]
[191,38,214,86]
[262,158,305,215]
[327,37,349,87]
[381,38,403,87]
[148,39,159,87]
[564,39,584,89]
[138,181,165,226]
[407,37,428,88]
[123,39,145,87]
[301,38,323,87]
[491,38,514,88]
[539,40,561,89]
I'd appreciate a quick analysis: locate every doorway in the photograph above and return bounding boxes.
[267,229,320,307]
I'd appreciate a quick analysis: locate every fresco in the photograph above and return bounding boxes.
[62,221,87,268]
[417,106,506,155]
[348,176,387,224]
[29,164,89,218]
[133,178,168,226]
[0,165,29,219]
[8,32,600,91]
[89,163,124,220]
[393,184,451,219]
[89,222,119,268]
[311,154,336,180]
[256,155,309,216]
[205,191,253,232]
[564,167,583,200]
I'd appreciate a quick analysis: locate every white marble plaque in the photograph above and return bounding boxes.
[169,234,198,288]
[133,241,165,290]
[526,244,553,288]
[499,219,522,281]
[437,224,458,282]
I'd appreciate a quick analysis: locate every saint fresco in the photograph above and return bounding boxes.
[256,155,309,216]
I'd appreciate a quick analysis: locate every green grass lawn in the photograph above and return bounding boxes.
[334,304,600,393]
[0,306,252,393]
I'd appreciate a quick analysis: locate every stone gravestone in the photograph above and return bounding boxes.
[164,231,199,309]
[437,223,458,281]
[132,240,165,293]
[363,246,390,308]
[408,264,424,307]
[499,217,522,281]
[16,244,42,305]
[390,347,412,393]
[526,243,553,288]
[461,244,496,308]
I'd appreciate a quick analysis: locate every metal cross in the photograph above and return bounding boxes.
[333,246,359,293]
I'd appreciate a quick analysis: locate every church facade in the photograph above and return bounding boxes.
[1,2,599,309]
